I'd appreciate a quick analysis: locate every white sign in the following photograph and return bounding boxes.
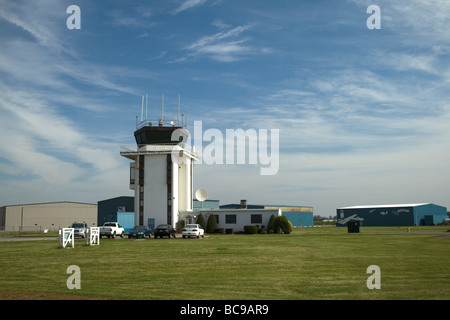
[88,227,100,246]
[59,228,74,248]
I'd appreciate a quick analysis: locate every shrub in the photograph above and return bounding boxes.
[206,214,218,233]
[274,216,293,234]
[196,213,206,230]
[225,228,233,234]
[267,214,276,233]
[214,228,224,234]
[244,225,258,234]
[176,220,185,233]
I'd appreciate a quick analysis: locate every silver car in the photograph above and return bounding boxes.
[71,222,89,238]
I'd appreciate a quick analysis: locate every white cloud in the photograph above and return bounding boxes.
[0,2,138,205]
[106,7,154,29]
[182,24,269,62]
[173,0,208,15]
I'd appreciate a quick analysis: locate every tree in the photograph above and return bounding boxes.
[176,220,185,233]
[274,215,293,234]
[196,213,206,230]
[267,214,276,233]
[206,214,218,233]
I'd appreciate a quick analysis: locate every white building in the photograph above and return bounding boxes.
[120,119,198,229]
[195,208,282,232]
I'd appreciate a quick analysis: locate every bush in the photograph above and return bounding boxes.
[225,228,233,234]
[214,228,224,234]
[206,214,218,233]
[244,225,258,234]
[176,220,185,233]
[196,213,206,230]
[274,216,293,234]
[267,214,276,233]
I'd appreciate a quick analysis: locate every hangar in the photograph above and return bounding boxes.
[0,201,97,232]
[337,203,448,227]
[97,196,135,231]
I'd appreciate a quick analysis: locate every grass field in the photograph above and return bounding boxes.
[0,226,449,300]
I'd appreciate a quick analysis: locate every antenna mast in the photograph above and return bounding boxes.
[161,93,164,120]
[141,95,144,121]
[145,93,148,121]
[178,94,180,123]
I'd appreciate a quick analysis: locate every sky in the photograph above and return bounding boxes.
[0,0,449,217]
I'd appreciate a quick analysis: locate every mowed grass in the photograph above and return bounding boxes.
[0,226,449,300]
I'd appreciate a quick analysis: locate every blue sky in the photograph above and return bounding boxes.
[0,0,449,216]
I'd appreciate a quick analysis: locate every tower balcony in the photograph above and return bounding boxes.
[120,143,198,161]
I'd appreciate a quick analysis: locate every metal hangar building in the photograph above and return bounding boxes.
[337,203,448,227]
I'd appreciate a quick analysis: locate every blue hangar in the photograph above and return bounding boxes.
[337,203,448,227]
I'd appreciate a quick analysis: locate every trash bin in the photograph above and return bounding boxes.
[347,221,360,233]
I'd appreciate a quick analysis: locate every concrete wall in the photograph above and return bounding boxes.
[144,155,168,228]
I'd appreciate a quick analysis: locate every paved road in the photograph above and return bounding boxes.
[0,237,58,242]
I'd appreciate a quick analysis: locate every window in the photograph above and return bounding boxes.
[215,215,219,224]
[130,167,135,184]
[225,215,236,224]
[251,214,262,224]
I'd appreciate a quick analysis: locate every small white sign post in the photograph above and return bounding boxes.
[59,228,74,248]
[88,227,100,246]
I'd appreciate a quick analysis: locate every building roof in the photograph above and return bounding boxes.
[220,203,313,208]
[338,203,431,209]
[1,201,97,208]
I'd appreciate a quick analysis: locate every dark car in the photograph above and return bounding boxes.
[154,224,176,238]
[128,225,152,239]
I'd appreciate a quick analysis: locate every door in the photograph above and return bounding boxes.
[148,218,155,231]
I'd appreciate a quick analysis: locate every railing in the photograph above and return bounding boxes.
[136,118,187,130]
[120,144,198,160]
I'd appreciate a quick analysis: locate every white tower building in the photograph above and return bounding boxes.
[120,97,197,230]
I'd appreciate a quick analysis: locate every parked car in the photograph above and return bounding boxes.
[128,225,152,239]
[70,222,89,238]
[154,224,176,238]
[100,222,125,238]
[182,224,204,238]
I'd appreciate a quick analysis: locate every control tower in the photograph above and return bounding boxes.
[120,94,197,230]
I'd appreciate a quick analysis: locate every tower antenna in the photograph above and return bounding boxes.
[141,95,144,121]
[178,93,180,123]
[161,93,164,120]
[145,93,148,121]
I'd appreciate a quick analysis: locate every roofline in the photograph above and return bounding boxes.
[98,196,134,203]
[220,203,313,208]
[199,208,282,213]
[1,201,97,208]
[337,203,432,209]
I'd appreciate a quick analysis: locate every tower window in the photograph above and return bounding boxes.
[130,167,135,184]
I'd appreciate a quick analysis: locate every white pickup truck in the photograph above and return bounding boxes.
[100,222,125,238]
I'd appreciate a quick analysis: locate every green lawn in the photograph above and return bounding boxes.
[0,226,449,300]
